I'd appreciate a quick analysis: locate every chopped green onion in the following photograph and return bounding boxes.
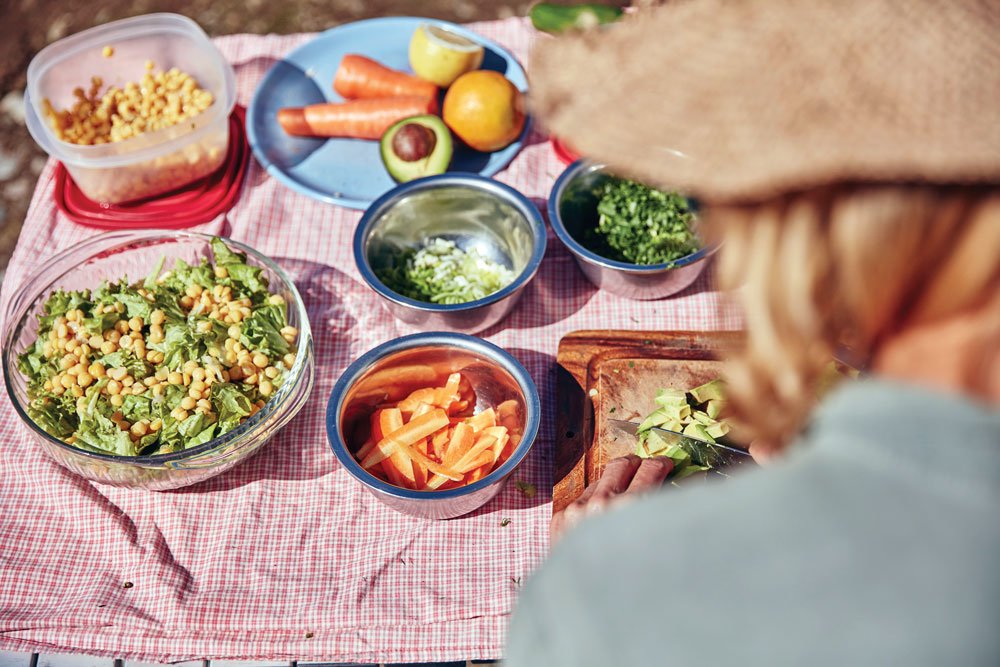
[376,238,516,305]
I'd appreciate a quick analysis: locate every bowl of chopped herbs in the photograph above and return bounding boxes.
[548,160,716,300]
[354,174,546,333]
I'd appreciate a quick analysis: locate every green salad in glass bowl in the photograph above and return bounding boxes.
[2,232,314,490]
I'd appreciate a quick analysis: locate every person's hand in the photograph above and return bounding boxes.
[552,455,673,540]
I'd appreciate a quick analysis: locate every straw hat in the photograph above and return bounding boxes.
[529,0,1000,203]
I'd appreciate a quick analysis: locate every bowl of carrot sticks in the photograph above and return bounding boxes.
[325,332,539,519]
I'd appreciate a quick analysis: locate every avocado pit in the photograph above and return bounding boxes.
[392,123,437,162]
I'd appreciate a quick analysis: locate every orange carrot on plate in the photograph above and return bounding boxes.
[334,54,438,101]
[277,96,439,140]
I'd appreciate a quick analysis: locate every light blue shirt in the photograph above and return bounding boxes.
[507,380,1000,666]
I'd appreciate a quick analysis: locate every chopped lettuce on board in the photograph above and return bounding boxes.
[16,237,297,457]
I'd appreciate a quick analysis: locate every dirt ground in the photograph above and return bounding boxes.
[0,0,544,281]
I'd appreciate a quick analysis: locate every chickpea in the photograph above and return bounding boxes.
[168,371,183,385]
[259,380,273,397]
[110,394,124,407]
[283,353,297,367]
[107,367,128,381]
[130,421,148,437]
[190,379,207,394]
[227,325,241,339]
[88,335,104,348]
[106,379,121,395]
[171,407,189,422]
[264,366,279,379]
[191,367,206,382]
[121,376,134,388]
[149,418,163,432]
[179,396,196,411]
[128,316,143,332]
[77,372,93,388]
[252,353,269,369]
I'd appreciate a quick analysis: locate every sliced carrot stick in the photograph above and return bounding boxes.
[411,402,435,418]
[430,428,450,461]
[278,96,439,140]
[443,422,475,468]
[455,436,498,473]
[334,54,438,101]
[398,388,437,413]
[466,462,492,483]
[467,408,497,433]
[379,408,415,486]
[361,410,458,476]
[457,450,495,474]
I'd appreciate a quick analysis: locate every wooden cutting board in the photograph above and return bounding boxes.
[553,330,742,515]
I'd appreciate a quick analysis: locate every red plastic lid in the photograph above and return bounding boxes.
[54,106,250,229]
[551,136,582,165]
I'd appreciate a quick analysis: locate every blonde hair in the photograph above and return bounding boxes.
[707,184,1000,450]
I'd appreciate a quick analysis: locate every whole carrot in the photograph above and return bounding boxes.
[334,54,438,101]
[277,96,439,140]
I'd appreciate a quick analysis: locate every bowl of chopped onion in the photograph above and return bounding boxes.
[353,174,546,334]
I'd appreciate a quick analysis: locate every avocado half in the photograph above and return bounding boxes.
[380,115,453,183]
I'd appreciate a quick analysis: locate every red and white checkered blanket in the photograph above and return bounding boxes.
[0,18,741,663]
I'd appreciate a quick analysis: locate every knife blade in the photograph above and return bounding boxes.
[607,418,754,470]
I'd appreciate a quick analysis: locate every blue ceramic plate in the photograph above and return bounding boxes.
[247,17,530,210]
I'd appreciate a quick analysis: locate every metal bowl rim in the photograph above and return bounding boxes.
[548,159,717,273]
[325,331,541,501]
[353,174,547,312]
[1,229,314,467]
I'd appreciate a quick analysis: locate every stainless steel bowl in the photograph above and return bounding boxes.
[1,231,315,490]
[326,332,540,519]
[548,160,717,300]
[354,175,546,334]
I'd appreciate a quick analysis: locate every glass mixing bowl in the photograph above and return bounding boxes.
[1,231,314,490]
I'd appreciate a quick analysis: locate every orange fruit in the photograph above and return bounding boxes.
[442,70,526,152]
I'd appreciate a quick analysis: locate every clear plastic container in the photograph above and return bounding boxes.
[25,14,236,204]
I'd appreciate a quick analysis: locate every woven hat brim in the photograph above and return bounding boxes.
[529,0,1000,203]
